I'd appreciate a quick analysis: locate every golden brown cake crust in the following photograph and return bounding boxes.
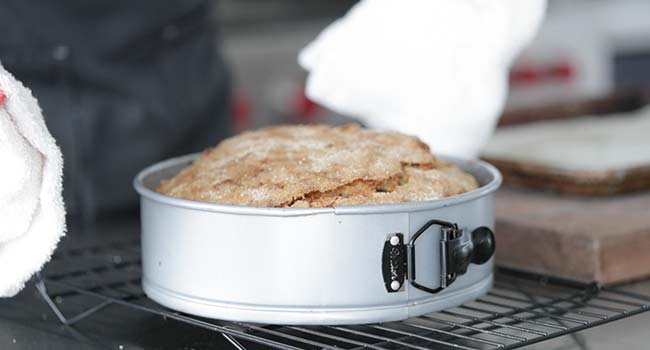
[156,124,479,207]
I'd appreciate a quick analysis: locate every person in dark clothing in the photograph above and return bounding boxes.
[0,1,231,222]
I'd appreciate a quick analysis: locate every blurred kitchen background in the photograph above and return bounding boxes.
[216,0,356,130]
[220,0,650,129]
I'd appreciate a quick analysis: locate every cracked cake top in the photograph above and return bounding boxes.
[156,124,478,207]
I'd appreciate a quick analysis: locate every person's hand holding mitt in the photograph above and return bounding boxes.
[0,63,66,297]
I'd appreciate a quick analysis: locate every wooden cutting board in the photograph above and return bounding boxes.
[494,187,650,285]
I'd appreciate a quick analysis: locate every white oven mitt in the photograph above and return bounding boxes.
[300,0,546,158]
[0,63,66,297]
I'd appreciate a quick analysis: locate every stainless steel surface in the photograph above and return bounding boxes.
[133,154,502,324]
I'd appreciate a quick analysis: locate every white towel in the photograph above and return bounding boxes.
[300,0,546,158]
[0,63,66,297]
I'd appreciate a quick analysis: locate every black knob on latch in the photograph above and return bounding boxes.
[449,240,474,276]
[471,226,496,264]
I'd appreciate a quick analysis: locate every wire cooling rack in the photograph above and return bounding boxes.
[35,234,650,350]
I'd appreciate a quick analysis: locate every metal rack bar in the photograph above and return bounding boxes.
[604,287,650,303]
[502,306,648,350]
[475,298,589,325]
[233,323,343,349]
[421,315,528,342]
[379,321,505,348]
[455,304,570,331]
[492,282,631,314]
[372,323,489,349]
[286,326,391,350]
[486,290,609,320]
[329,326,439,350]
[591,293,649,308]
[440,310,550,336]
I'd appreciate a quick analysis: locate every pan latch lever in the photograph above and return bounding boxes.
[382,220,495,294]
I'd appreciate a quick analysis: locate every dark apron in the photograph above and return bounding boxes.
[0,0,231,221]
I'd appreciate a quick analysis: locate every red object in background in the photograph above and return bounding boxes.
[0,89,6,106]
[547,61,575,81]
[510,60,575,86]
[231,91,251,131]
[293,86,321,123]
[510,65,540,85]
